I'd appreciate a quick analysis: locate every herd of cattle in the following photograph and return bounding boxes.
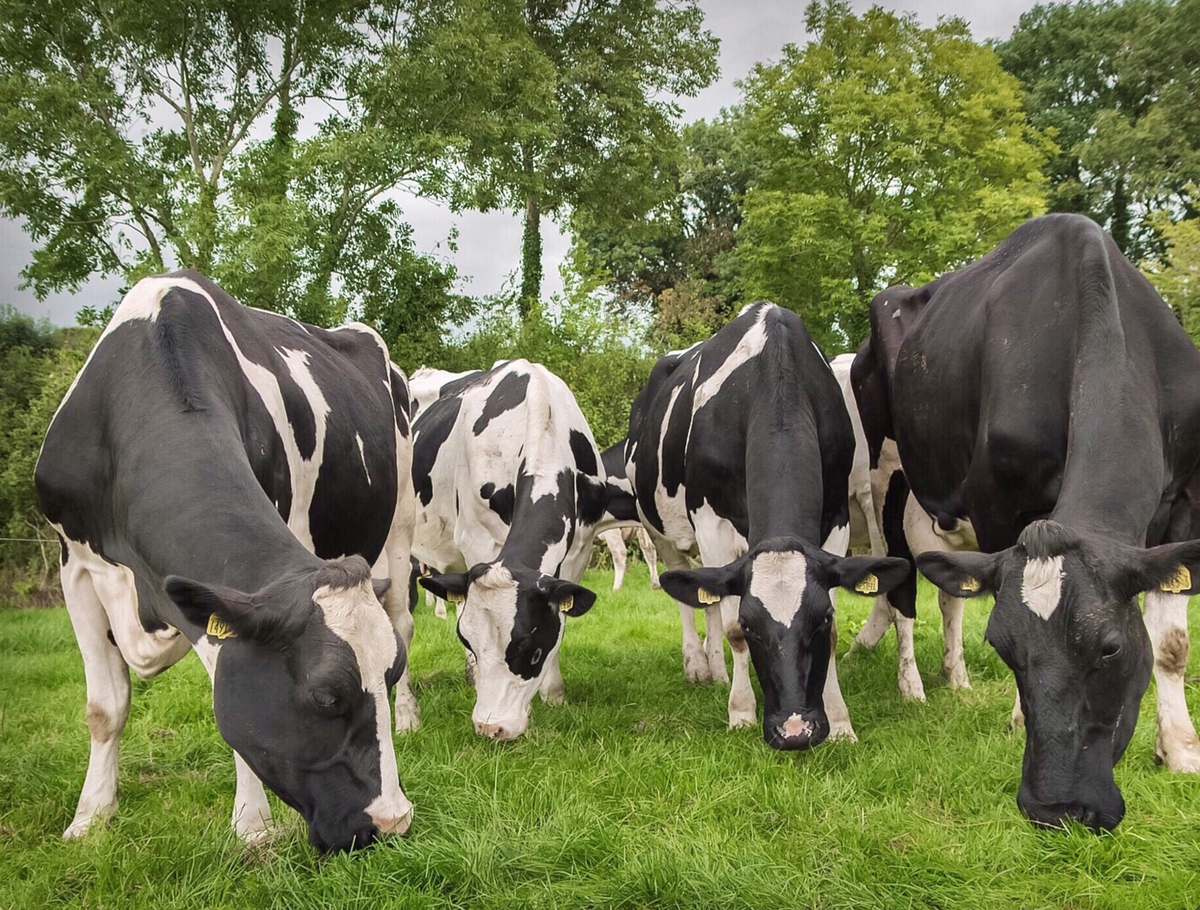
[32,213,1200,852]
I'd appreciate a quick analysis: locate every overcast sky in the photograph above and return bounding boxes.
[1,0,1038,326]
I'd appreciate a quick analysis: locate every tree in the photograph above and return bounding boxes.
[1143,185,1200,343]
[0,0,460,335]
[996,0,1200,259]
[734,1,1051,351]
[381,0,719,318]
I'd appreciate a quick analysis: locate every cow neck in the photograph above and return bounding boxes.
[743,379,825,547]
[1050,245,1162,546]
[120,412,323,605]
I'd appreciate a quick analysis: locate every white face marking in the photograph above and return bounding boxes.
[312,580,411,826]
[458,566,554,734]
[749,551,809,626]
[1022,555,1064,620]
[355,433,371,484]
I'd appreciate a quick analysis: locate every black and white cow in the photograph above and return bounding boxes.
[412,360,605,741]
[627,303,910,749]
[596,440,660,591]
[854,214,1200,830]
[35,272,417,853]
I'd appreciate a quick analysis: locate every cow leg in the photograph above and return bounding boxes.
[660,541,710,683]
[1009,690,1025,730]
[192,640,275,843]
[431,590,447,619]
[821,522,856,741]
[721,596,755,728]
[602,529,628,591]
[939,590,970,690]
[61,562,130,840]
[1144,591,1200,773]
[380,436,420,732]
[637,528,661,589]
[704,604,730,684]
[539,649,566,705]
[851,596,893,651]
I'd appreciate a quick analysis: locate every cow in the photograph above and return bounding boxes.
[627,303,910,750]
[412,359,605,741]
[35,272,418,852]
[596,440,660,590]
[854,214,1200,830]
[409,366,480,420]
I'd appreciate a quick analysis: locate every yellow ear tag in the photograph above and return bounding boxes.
[960,577,981,593]
[854,573,879,595]
[1161,565,1192,594]
[558,594,574,614]
[207,614,237,640]
[446,592,465,604]
[697,587,721,605]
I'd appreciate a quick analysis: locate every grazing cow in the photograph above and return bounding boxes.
[35,272,417,852]
[413,360,605,741]
[856,214,1200,830]
[596,441,660,590]
[628,303,910,749]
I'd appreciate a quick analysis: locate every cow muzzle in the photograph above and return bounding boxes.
[474,719,525,742]
[767,711,829,751]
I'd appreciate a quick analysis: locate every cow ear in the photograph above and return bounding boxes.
[916,551,1003,599]
[544,579,596,617]
[164,576,257,640]
[419,572,470,604]
[823,556,910,596]
[371,578,392,603]
[1113,538,1200,598]
[660,561,745,609]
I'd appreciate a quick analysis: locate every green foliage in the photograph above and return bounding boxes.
[735,1,1051,352]
[2,578,1199,907]
[0,310,98,599]
[376,0,719,313]
[996,0,1200,259]
[0,0,461,331]
[1143,187,1200,342]
[426,278,655,449]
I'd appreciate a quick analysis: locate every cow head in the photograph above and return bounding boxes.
[660,537,910,750]
[165,555,413,852]
[918,520,1200,831]
[420,563,596,741]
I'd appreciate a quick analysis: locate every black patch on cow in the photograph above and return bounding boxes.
[412,395,462,507]
[58,533,68,566]
[390,367,410,438]
[480,482,516,525]
[569,429,598,476]
[153,291,211,412]
[473,371,530,436]
[577,475,607,526]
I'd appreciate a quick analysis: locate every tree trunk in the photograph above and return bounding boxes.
[519,143,542,320]
[1111,173,1130,255]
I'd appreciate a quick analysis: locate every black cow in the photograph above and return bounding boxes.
[413,360,604,741]
[628,303,909,749]
[854,214,1200,830]
[36,272,417,852]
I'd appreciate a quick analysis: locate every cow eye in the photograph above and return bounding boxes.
[531,647,543,665]
[312,689,341,711]
[1100,640,1121,660]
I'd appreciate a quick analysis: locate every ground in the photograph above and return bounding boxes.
[1,570,1199,909]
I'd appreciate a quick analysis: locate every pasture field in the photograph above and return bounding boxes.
[1,570,1199,910]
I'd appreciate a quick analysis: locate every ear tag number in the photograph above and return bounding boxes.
[207,614,237,640]
[447,592,465,604]
[697,588,721,604]
[1161,565,1192,594]
[854,574,879,595]
[960,577,981,593]
[558,595,574,614]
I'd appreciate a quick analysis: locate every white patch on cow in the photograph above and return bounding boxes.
[355,433,371,485]
[748,550,809,627]
[822,523,851,558]
[410,367,479,418]
[654,385,695,549]
[277,347,331,548]
[1021,555,1064,620]
[457,565,554,739]
[691,308,770,415]
[312,580,413,831]
[892,309,902,319]
[333,322,393,391]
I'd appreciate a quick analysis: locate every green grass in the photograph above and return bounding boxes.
[2,571,1200,909]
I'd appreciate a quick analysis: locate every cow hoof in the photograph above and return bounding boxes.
[434,602,447,619]
[898,674,926,703]
[63,811,111,840]
[728,711,756,729]
[650,581,661,590]
[540,687,566,706]
[1158,741,1200,774]
[827,721,857,743]
[944,665,971,690]
[684,652,711,684]
[239,823,277,850]
[394,698,421,734]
